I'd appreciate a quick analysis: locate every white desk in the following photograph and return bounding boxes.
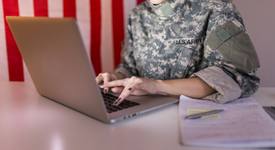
[0,82,274,150]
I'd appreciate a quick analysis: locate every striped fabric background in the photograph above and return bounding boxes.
[0,0,146,82]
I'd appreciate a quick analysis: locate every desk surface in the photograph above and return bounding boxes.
[0,82,274,150]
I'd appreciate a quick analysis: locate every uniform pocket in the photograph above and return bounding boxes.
[217,32,260,73]
[164,37,205,79]
[207,21,260,74]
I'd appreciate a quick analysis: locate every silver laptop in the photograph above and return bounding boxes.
[7,16,179,123]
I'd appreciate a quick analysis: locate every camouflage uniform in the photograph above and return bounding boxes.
[115,0,260,104]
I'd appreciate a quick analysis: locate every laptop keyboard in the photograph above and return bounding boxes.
[102,92,140,113]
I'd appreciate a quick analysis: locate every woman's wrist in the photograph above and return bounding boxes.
[154,78,216,98]
[154,79,167,95]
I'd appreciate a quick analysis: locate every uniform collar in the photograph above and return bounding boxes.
[147,0,186,18]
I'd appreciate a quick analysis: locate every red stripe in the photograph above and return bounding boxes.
[3,0,24,81]
[63,0,76,18]
[33,0,48,17]
[90,0,102,75]
[112,0,124,68]
[137,0,146,5]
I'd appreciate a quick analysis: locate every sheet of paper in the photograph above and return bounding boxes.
[179,95,275,148]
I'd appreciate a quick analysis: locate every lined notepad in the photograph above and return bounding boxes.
[179,96,275,148]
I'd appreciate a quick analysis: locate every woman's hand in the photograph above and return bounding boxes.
[100,76,160,106]
[95,72,126,93]
[99,75,216,106]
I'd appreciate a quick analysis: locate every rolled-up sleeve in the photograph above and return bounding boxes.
[192,66,241,103]
[193,2,260,103]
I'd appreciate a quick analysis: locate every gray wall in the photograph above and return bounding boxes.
[233,0,275,87]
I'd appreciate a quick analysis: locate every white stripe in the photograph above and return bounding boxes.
[0,0,9,81]
[100,0,114,73]
[18,0,34,82]
[18,0,34,17]
[123,0,136,35]
[76,0,91,56]
[48,0,63,18]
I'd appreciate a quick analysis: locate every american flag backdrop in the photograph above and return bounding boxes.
[0,0,146,82]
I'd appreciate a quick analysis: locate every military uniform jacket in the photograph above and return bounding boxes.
[116,0,260,103]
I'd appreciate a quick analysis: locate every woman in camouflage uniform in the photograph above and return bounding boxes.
[97,0,260,106]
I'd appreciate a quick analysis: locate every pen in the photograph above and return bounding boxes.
[185,109,224,119]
